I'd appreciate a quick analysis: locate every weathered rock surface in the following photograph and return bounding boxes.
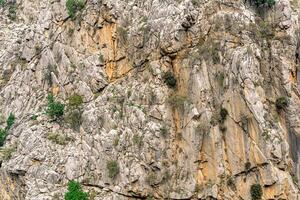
[0,0,300,199]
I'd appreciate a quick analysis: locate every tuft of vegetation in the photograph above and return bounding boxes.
[160,126,169,137]
[227,177,236,191]
[276,96,288,110]
[257,21,275,40]
[253,0,275,7]
[0,114,16,147]
[245,161,251,172]
[68,94,83,108]
[46,93,65,120]
[8,3,17,21]
[0,143,17,160]
[66,0,85,18]
[6,113,15,131]
[30,114,38,120]
[47,133,70,145]
[65,94,83,131]
[219,108,228,123]
[64,180,88,200]
[162,71,177,88]
[106,160,119,179]
[0,129,7,147]
[0,0,5,6]
[250,183,263,200]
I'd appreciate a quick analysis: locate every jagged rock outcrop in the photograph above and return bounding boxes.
[0,0,300,199]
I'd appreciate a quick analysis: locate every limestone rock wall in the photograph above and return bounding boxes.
[0,0,300,199]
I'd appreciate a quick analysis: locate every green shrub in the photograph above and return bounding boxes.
[162,71,177,88]
[0,129,7,147]
[64,180,88,200]
[30,114,38,120]
[6,113,15,130]
[276,96,288,110]
[65,94,83,131]
[106,160,119,179]
[8,4,17,20]
[0,114,16,147]
[250,184,263,200]
[0,143,17,160]
[66,0,85,18]
[253,0,275,7]
[46,93,65,119]
[255,21,275,41]
[47,133,70,145]
[68,94,83,108]
[0,0,5,6]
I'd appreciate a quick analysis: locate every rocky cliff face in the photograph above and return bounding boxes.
[0,0,300,199]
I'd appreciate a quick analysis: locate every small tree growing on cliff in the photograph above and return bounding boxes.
[66,0,85,18]
[252,0,275,7]
[46,93,64,120]
[250,183,263,200]
[64,180,88,200]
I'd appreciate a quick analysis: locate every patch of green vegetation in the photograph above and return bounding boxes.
[258,21,275,40]
[0,113,16,147]
[276,96,288,110]
[106,160,119,179]
[47,132,70,145]
[253,0,275,7]
[250,183,263,200]
[160,126,169,137]
[68,94,83,108]
[46,93,65,120]
[8,3,17,21]
[30,114,38,120]
[98,53,104,64]
[65,94,83,131]
[162,71,177,88]
[0,0,5,6]
[0,129,7,147]
[64,180,88,200]
[0,143,17,160]
[66,0,85,18]
[6,113,15,131]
